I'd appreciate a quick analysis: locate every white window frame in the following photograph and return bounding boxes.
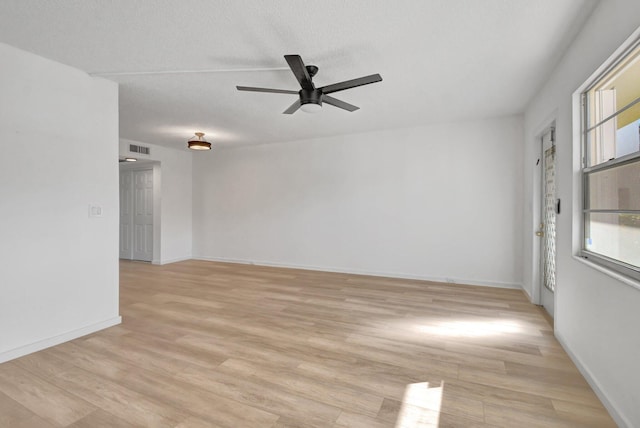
[576,30,640,284]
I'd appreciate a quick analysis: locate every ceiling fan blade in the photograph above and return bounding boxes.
[319,74,382,95]
[236,86,298,94]
[283,99,302,114]
[323,95,359,112]
[284,55,315,91]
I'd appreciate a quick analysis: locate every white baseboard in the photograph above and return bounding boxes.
[193,256,522,289]
[0,316,122,364]
[555,331,630,428]
[156,256,192,265]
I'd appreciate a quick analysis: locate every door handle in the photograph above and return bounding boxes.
[535,231,544,237]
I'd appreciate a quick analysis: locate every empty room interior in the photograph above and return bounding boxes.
[1,1,640,427]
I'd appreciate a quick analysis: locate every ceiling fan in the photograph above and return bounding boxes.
[237,55,382,114]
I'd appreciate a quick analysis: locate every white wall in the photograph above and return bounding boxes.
[523,2,640,426]
[0,43,120,362]
[119,139,193,264]
[193,116,524,288]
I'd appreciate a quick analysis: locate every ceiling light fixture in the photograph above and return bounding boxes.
[300,100,322,113]
[124,157,137,162]
[300,87,322,113]
[188,132,212,151]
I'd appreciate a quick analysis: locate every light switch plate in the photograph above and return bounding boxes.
[89,205,103,218]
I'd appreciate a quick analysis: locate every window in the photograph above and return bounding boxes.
[581,40,640,281]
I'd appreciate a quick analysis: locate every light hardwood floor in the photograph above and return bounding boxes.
[0,260,616,427]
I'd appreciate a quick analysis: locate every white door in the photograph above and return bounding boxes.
[538,129,556,317]
[119,168,153,262]
[119,170,133,259]
[132,169,153,261]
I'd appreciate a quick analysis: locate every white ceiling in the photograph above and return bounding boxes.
[0,0,597,149]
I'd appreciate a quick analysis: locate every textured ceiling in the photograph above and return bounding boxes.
[0,0,597,149]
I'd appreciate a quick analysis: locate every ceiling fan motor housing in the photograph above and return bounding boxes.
[300,88,323,107]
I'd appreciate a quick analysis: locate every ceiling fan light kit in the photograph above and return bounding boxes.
[237,55,382,114]
[187,132,212,150]
[300,102,322,113]
[299,88,323,113]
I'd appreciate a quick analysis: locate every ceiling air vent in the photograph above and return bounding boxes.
[129,144,150,155]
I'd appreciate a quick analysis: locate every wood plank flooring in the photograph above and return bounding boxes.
[0,260,615,427]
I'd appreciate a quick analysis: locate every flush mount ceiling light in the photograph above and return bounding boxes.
[187,132,211,151]
[124,157,137,162]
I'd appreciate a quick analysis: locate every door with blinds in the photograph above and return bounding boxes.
[539,129,556,317]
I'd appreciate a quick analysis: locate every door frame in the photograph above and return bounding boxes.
[119,161,161,263]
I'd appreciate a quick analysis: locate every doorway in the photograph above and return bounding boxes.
[537,127,557,317]
[120,168,154,261]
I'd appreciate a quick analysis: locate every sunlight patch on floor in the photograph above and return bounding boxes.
[395,381,443,428]
[416,320,522,337]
